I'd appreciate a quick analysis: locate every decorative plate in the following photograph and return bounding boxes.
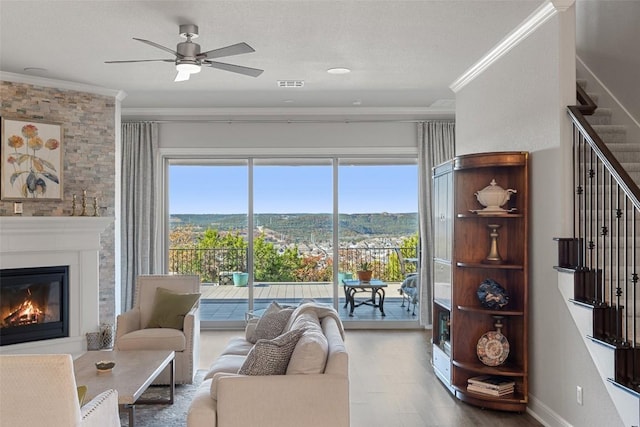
[476,330,510,366]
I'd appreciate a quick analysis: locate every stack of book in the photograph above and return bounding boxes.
[467,375,515,397]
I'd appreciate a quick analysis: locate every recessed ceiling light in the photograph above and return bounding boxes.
[352,100,362,106]
[327,67,351,75]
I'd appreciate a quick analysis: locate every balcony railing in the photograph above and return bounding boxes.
[169,246,418,284]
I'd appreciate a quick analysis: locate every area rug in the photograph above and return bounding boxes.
[120,370,206,427]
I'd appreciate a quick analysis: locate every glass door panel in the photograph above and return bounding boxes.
[168,161,249,325]
[252,158,333,311]
[337,159,419,322]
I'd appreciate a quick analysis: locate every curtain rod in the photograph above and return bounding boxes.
[122,118,455,124]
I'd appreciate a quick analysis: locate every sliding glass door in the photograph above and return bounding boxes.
[166,157,419,327]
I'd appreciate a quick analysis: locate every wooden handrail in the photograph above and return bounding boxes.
[575,82,597,116]
[568,87,640,210]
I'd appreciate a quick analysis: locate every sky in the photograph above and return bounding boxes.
[169,164,418,214]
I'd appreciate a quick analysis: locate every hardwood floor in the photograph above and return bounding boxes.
[199,329,543,427]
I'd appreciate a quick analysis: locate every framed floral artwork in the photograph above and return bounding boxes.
[1,117,63,200]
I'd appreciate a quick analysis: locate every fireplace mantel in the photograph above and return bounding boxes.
[0,216,113,355]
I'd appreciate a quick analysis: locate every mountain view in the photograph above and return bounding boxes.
[170,213,418,243]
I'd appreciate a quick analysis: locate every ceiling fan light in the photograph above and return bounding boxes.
[176,62,201,74]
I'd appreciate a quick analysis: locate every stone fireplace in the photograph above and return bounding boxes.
[0,216,112,355]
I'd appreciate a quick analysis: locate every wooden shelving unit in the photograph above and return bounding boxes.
[431,151,529,412]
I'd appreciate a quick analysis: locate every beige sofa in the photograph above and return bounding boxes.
[187,302,350,427]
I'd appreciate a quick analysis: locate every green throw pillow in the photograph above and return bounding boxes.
[147,287,200,330]
[77,385,87,406]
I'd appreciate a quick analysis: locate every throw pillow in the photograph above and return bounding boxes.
[286,312,329,375]
[238,328,306,376]
[77,385,87,406]
[146,287,200,330]
[248,301,294,344]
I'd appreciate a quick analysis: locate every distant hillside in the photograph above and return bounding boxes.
[170,213,418,242]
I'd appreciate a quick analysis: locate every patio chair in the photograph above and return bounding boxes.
[399,273,419,316]
[115,274,200,384]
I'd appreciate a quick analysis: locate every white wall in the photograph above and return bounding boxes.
[575,0,640,127]
[158,121,418,155]
[456,6,623,427]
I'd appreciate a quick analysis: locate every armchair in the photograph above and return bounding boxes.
[115,275,200,384]
[0,354,120,427]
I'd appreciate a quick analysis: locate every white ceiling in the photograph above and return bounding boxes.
[0,1,544,114]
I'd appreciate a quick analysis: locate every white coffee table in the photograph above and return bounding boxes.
[74,350,175,427]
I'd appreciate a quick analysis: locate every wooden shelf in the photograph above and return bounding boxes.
[431,151,529,412]
[456,262,523,269]
[452,359,526,376]
[457,213,524,218]
[456,305,524,316]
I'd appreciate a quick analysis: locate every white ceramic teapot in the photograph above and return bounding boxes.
[474,179,517,211]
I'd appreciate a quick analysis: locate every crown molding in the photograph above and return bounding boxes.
[0,71,125,99]
[450,1,559,93]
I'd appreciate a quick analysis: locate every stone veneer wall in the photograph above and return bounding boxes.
[0,80,116,323]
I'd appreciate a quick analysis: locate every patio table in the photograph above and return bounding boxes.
[342,279,387,317]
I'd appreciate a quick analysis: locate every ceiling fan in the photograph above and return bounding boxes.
[105,24,263,82]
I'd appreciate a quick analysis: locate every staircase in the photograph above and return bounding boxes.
[556,77,640,426]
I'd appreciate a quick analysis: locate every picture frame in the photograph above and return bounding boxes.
[1,117,63,200]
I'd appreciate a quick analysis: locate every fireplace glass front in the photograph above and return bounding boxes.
[0,266,69,346]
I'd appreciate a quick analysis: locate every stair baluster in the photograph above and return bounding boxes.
[565,83,640,392]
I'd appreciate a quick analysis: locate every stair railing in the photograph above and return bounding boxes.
[567,84,640,391]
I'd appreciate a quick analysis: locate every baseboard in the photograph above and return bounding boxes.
[527,394,573,427]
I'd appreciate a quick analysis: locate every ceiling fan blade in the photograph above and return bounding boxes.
[105,59,174,64]
[198,42,255,60]
[204,61,264,77]
[174,70,191,82]
[133,37,182,58]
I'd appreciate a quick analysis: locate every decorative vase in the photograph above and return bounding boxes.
[338,272,353,283]
[86,332,101,351]
[100,323,114,349]
[233,272,249,287]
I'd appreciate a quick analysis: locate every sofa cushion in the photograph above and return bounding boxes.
[204,354,247,380]
[116,328,186,351]
[248,301,294,344]
[221,336,254,356]
[238,328,305,376]
[146,287,200,330]
[286,316,328,374]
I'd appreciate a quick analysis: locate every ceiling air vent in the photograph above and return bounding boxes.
[277,80,304,88]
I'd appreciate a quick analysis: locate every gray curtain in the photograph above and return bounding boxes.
[418,121,455,327]
[121,122,159,310]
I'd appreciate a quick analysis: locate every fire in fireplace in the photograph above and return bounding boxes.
[0,266,69,346]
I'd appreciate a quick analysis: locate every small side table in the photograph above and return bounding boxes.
[342,279,387,317]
